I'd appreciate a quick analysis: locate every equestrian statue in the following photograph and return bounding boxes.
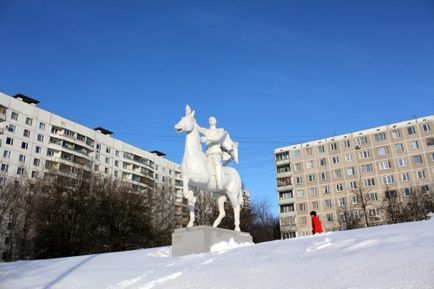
[175,105,243,231]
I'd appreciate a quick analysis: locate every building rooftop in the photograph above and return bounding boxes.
[151,150,166,157]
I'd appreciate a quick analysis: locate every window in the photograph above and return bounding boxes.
[31,171,38,178]
[345,153,352,161]
[319,158,326,166]
[22,129,30,138]
[369,208,379,217]
[19,154,26,162]
[407,126,416,135]
[385,190,397,199]
[330,142,337,151]
[351,195,358,205]
[326,213,334,222]
[356,136,368,146]
[369,192,379,201]
[349,181,357,189]
[296,189,305,198]
[277,165,290,174]
[104,167,109,174]
[413,155,422,165]
[25,117,33,126]
[391,129,400,139]
[361,164,373,173]
[280,204,294,213]
[33,158,40,166]
[374,132,386,142]
[3,150,11,158]
[426,137,434,147]
[358,150,371,159]
[293,163,302,172]
[114,160,119,167]
[363,178,376,187]
[305,160,313,169]
[21,142,28,149]
[346,167,355,176]
[422,123,431,132]
[317,145,325,153]
[377,146,388,156]
[352,210,361,220]
[394,143,404,153]
[6,137,13,145]
[337,197,346,207]
[336,183,344,192]
[324,199,333,208]
[277,177,291,187]
[401,172,410,182]
[382,175,394,185]
[11,111,18,120]
[7,124,16,133]
[343,140,351,148]
[322,185,330,194]
[309,187,317,196]
[417,170,426,179]
[410,141,419,150]
[276,151,289,161]
[39,122,46,130]
[398,158,406,167]
[404,188,413,197]
[294,176,303,184]
[333,169,341,178]
[280,191,293,199]
[105,157,110,164]
[106,147,111,154]
[1,164,9,172]
[378,160,392,170]
[312,201,319,210]
[320,172,327,180]
[308,174,315,182]
[332,156,339,164]
[17,167,24,175]
[35,146,41,154]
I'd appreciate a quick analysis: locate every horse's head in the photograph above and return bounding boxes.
[175,104,196,133]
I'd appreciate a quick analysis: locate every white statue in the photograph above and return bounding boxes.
[175,105,243,231]
[198,116,239,189]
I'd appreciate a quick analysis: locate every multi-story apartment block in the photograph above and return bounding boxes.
[0,91,184,225]
[275,115,434,239]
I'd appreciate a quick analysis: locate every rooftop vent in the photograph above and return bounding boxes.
[151,150,166,157]
[94,127,113,135]
[13,93,39,105]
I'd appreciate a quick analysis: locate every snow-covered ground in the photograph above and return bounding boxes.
[1,218,434,289]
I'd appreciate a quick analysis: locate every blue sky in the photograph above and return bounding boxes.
[1,0,433,214]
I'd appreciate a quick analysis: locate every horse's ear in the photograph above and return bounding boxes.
[185,105,191,115]
[191,110,195,117]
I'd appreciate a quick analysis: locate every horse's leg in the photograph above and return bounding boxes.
[233,204,241,232]
[212,195,227,228]
[183,178,196,228]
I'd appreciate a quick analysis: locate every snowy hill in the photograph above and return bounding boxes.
[1,218,434,289]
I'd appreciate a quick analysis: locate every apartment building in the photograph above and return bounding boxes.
[0,92,184,237]
[275,115,434,239]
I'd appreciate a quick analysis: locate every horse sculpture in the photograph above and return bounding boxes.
[175,105,243,231]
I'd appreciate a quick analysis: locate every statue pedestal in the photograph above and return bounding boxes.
[171,226,253,257]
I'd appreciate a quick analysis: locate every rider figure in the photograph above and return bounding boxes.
[199,117,238,190]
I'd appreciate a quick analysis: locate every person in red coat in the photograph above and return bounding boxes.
[310,211,323,235]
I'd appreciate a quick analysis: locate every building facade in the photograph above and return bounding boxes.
[0,92,186,256]
[275,116,434,239]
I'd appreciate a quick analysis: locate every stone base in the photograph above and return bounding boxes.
[171,226,253,257]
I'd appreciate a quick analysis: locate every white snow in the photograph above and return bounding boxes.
[1,218,434,289]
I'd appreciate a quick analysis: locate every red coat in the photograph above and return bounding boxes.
[311,215,323,234]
